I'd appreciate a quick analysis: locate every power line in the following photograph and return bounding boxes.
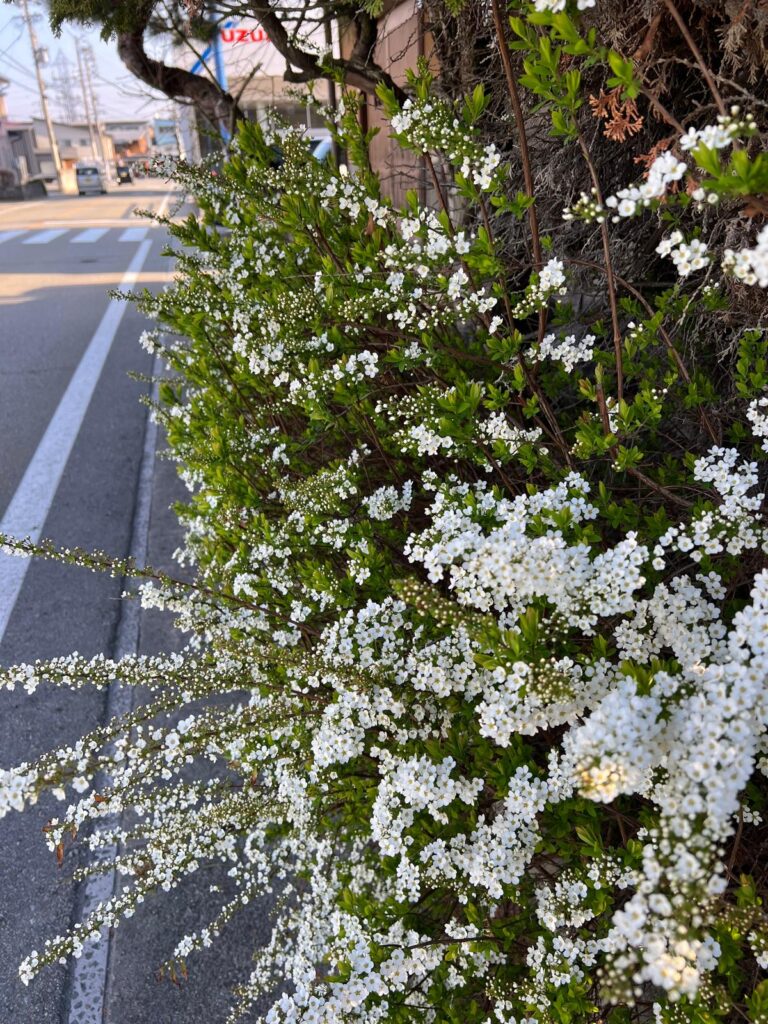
[2,74,39,96]
[2,47,38,80]
[0,23,27,63]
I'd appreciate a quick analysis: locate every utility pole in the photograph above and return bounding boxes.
[20,0,64,191]
[81,42,105,165]
[74,38,99,161]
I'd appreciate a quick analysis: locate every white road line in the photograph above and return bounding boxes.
[118,226,148,243]
[155,190,174,218]
[0,230,25,245]
[0,240,153,642]
[24,228,67,245]
[0,200,42,218]
[71,227,109,244]
[44,219,152,227]
[65,349,161,1024]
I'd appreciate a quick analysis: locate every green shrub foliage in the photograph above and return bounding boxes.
[2,5,768,1023]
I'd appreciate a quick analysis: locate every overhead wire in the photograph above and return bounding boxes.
[3,50,38,81]
[2,74,39,96]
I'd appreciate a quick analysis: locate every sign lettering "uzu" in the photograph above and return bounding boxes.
[220,26,269,43]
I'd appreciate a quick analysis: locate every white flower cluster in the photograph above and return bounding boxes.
[563,677,664,801]
[0,766,36,818]
[562,189,605,223]
[405,475,645,633]
[512,258,567,315]
[362,481,413,520]
[723,224,768,287]
[539,257,566,291]
[330,349,380,382]
[651,448,766,567]
[604,151,688,219]
[551,572,768,1000]
[371,754,483,885]
[476,657,612,744]
[390,97,502,192]
[479,413,543,451]
[747,395,768,452]
[321,175,390,227]
[679,108,757,151]
[533,332,596,372]
[534,0,595,10]
[656,232,710,276]
[400,422,456,457]
[369,754,553,904]
[614,574,726,665]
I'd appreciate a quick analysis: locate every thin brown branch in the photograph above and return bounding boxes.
[576,130,624,402]
[490,0,542,269]
[570,256,720,445]
[247,0,408,102]
[661,0,727,116]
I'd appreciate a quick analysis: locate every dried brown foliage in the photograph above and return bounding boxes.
[589,88,645,141]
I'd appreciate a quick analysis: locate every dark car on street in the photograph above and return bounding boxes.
[116,164,134,184]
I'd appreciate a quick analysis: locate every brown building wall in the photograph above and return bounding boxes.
[119,137,150,158]
[343,0,438,207]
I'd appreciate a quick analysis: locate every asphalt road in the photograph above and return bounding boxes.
[0,184,272,1023]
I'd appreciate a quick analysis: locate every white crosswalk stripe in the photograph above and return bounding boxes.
[71,227,109,243]
[2,224,159,247]
[23,229,67,245]
[118,227,149,242]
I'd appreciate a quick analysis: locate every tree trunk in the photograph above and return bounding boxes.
[116,26,241,130]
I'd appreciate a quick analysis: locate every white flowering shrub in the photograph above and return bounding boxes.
[2,3,768,1023]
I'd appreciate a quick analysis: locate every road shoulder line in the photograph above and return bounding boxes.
[63,350,161,1024]
[0,239,153,642]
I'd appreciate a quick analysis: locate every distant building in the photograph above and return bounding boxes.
[174,19,333,160]
[340,0,435,207]
[28,118,115,178]
[153,118,180,156]
[215,19,332,129]
[0,85,117,192]
[104,119,153,159]
[0,78,20,185]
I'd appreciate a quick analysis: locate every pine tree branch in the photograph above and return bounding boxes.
[115,3,242,127]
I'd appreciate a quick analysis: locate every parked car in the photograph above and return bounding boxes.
[116,163,133,185]
[76,164,107,195]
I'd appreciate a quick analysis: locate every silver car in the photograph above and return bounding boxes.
[76,165,107,195]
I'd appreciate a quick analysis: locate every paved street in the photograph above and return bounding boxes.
[0,184,271,1023]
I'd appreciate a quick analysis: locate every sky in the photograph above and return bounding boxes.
[0,0,172,124]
